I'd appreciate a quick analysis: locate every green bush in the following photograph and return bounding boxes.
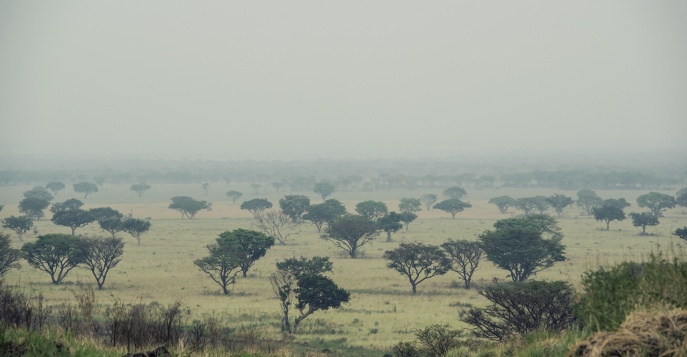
[576,250,687,332]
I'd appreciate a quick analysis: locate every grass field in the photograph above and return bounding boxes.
[2,183,686,351]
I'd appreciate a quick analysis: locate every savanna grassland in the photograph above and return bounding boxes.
[2,182,687,352]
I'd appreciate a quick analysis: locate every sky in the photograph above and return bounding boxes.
[1,1,686,161]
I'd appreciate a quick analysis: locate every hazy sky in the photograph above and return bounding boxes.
[1,1,686,161]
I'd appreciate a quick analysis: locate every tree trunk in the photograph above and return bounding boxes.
[606,221,610,231]
[411,283,417,294]
[386,232,392,242]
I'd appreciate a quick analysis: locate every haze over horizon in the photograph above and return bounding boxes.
[1,1,686,162]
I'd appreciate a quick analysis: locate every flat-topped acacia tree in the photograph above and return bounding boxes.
[322,215,380,259]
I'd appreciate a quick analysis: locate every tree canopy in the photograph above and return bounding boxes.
[441,240,482,289]
[488,196,518,214]
[240,198,273,218]
[73,182,99,199]
[169,196,208,219]
[50,199,84,214]
[51,208,95,235]
[0,233,21,276]
[302,199,347,233]
[383,243,451,294]
[121,218,152,245]
[322,215,380,258]
[398,198,422,214]
[76,236,124,289]
[18,197,50,220]
[592,202,627,230]
[421,194,438,210]
[433,199,471,219]
[45,181,66,196]
[254,209,300,245]
[217,229,275,277]
[279,195,310,222]
[355,200,388,221]
[442,186,467,199]
[576,190,603,215]
[636,192,676,217]
[629,212,659,235]
[2,215,33,241]
[22,233,84,284]
[479,215,566,282]
[226,190,243,204]
[546,194,574,216]
[24,186,54,202]
[313,182,336,201]
[378,212,403,242]
[130,183,151,197]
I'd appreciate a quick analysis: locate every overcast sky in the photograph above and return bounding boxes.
[1,1,686,161]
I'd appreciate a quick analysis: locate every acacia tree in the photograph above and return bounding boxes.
[421,194,438,211]
[546,194,574,216]
[194,238,242,295]
[576,190,603,215]
[355,201,388,221]
[18,197,50,220]
[130,183,151,197]
[442,186,467,199]
[677,188,687,207]
[2,215,33,240]
[592,203,626,230]
[218,229,275,277]
[441,240,482,289]
[629,212,659,235]
[270,256,349,334]
[488,196,518,214]
[51,209,95,235]
[279,195,310,222]
[460,281,577,341]
[399,212,418,231]
[22,233,84,284]
[24,186,54,202]
[226,190,243,204]
[398,198,422,214]
[76,236,124,289]
[383,243,451,294]
[201,182,210,195]
[322,215,380,258]
[674,227,687,241]
[254,209,300,245]
[479,216,566,282]
[637,192,676,217]
[378,212,403,242]
[50,198,84,214]
[240,198,273,218]
[73,182,99,199]
[169,196,208,219]
[0,233,21,276]
[313,182,336,201]
[46,181,66,196]
[121,218,152,245]
[433,199,471,219]
[302,199,347,233]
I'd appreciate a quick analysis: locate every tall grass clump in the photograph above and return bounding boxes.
[576,244,687,332]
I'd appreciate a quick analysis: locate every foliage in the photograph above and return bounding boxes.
[675,227,687,241]
[225,190,243,204]
[378,212,403,242]
[76,236,124,289]
[94,175,106,189]
[460,281,577,341]
[441,239,482,289]
[355,200,388,221]
[629,212,659,235]
[130,183,151,197]
[98,217,124,238]
[218,229,275,277]
[420,194,438,210]
[121,218,151,245]
[636,191,676,217]
[398,198,422,214]
[240,198,273,218]
[168,196,208,219]
[677,190,687,207]
[51,209,95,235]
[21,233,84,284]
[2,215,33,240]
[278,195,310,222]
[383,243,451,294]
[576,189,603,215]
[592,203,626,230]
[0,233,21,275]
[194,238,242,295]
[604,198,631,210]
[313,182,336,201]
[433,199,471,219]
[546,194,574,216]
[23,186,54,202]
[399,212,417,231]
[414,324,462,357]
[516,196,549,215]
[322,215,380,258]
[201,182,210,195]
[254,209,300,245]
[576,251,687,332]
[442,186,467,199]
[488,195,518,214]
[479,215,566,282]
[88,207,123,221]
[302,199,347,233]
[45,181,66,196]
[271,256,346,334]
[73,182,99,199]
[50,198,84,214]
[18,197,50,220]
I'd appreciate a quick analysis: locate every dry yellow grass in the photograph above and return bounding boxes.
[1,184,685,349]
